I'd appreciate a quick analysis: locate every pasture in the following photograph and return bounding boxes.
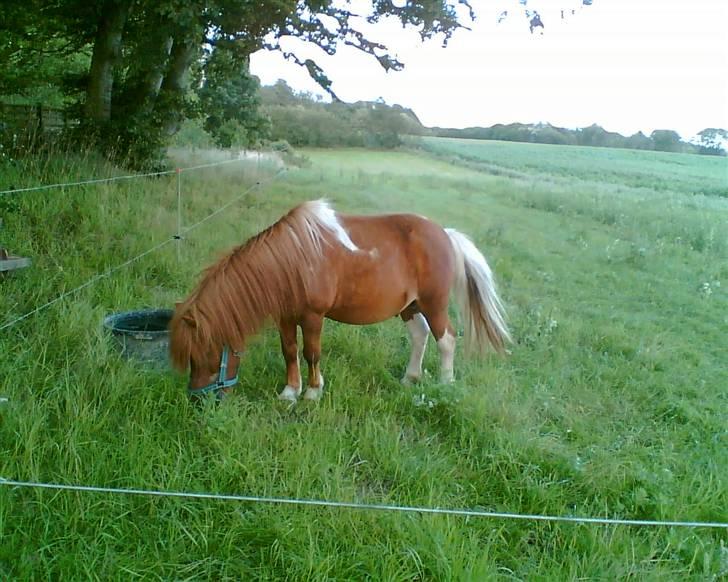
[0,139,726,579]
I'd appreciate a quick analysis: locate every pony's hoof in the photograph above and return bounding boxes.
[401,375,419,386]
[278,385,300,401]
[303,387,323,401]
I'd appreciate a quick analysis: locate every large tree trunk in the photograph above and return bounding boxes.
[84,0,131,123]
[160,35,199,136]
[140,35,174,114]
[121,14,175,117]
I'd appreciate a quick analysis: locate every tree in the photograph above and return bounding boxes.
[259,85,425,149]
[576,124,626,148]
[531,124,576,146]
[0,0,89,105]
[1,0,473,166]
[694,128,728,156]
[625,131,654,150]
[651,129,683,153]
[2,0,611,165]
[198,49,269,148]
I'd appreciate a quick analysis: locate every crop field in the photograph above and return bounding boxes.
[0,139,726,579]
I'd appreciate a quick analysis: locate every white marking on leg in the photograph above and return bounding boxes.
[402,313,429,385]
[279,353,302,401]
[437,330,456,383]
[278,385,301,401]
[303,375,324,401]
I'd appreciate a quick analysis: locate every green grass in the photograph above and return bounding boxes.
[0,140,726,579]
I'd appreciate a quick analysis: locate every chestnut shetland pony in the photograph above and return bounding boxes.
[170,200,510,400]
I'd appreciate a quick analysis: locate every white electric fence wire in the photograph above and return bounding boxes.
[181,169,284,234]
[0,156,253,197]
[0,170,175,196]
[177,158,249,173]
[0,238,175,332]
[0,169,285,331]
[0,478,725,529]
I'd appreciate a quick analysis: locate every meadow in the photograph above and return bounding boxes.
[0,138,726,579]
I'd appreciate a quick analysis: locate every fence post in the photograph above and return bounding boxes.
[176,167,182,262]
[36,103,43,134]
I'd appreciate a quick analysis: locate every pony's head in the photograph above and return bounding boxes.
[170,302,241,398]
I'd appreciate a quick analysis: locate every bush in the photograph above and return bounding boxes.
[171,119,214,149]
[259,81,424,149]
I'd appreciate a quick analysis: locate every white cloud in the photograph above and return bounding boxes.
[250,0,728,138]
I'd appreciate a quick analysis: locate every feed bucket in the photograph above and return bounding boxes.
[103,309,173,368]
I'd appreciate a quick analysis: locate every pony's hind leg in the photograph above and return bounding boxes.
[400,306,429,385]
[278,319,302,401]
[419,302,456,384]
[301,314,325,401]
[436,326,456,383]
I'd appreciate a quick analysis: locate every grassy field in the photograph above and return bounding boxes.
[0,138,726,579]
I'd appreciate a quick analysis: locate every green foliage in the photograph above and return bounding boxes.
[198,49,270,149]
[266,104,360,147]
[170,118,214,149]
[75,114,172,172]
[650,129,684,153]
[432,122,724,156]
[0,0,470,167]
[625,131,654,150]
[0,0,89,104]
[575,123,626,147]
[261,81,425,149]
[695,128,728,155]
[0,141,726,577]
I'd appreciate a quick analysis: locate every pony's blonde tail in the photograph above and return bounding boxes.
[445,228,511,354]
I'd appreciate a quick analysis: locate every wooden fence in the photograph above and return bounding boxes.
[0,103,76,134]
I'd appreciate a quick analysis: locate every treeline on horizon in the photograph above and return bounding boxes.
[431,123,727,156]
[257,83,726,156]
[4,71,726,158]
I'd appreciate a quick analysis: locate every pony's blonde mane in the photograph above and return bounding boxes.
[170,200,338,370]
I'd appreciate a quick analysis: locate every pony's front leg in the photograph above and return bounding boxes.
[278,319,302,401]
[400,311,429,385]
[301,314,324,401]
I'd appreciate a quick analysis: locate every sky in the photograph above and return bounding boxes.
[250,0,728,140]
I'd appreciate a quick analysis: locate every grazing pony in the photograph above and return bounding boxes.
[170,200,510,400]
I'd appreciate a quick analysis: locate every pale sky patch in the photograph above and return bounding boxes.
[250,0,728,140]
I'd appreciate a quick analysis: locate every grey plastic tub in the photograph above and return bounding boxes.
[103,308,174,368]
